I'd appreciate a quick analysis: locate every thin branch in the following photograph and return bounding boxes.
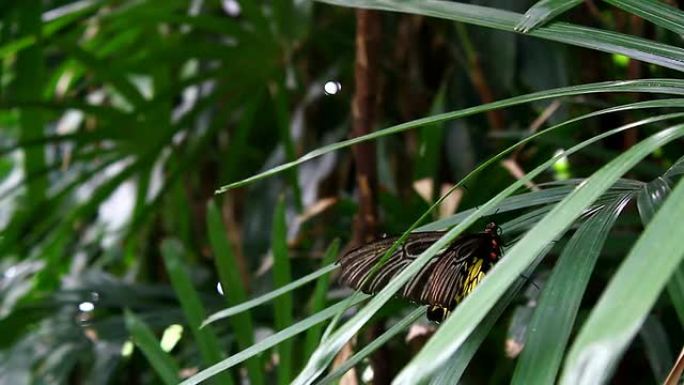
[455,23,505,132]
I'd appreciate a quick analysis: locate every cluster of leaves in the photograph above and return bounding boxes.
[0,0,683,385]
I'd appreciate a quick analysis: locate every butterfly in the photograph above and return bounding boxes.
[338,222,503,323]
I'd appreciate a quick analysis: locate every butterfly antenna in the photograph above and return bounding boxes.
[483,207,500,222]
[461,184,486,213]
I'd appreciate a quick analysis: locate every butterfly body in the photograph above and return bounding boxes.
[338,222,503,323]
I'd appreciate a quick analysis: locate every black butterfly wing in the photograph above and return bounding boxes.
[338,231,487,307]
[338,232,445,295]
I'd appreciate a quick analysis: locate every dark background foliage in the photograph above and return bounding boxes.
[0,1,682,384]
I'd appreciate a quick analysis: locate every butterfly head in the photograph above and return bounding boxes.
[484,221,502,236]
[483,222,503,262]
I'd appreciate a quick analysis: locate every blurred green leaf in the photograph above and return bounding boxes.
[511,193,631,385]
[303,240,340,358]
[125,311,180,385]
[203,263,339,327]
[15,0,47,205]
[180,297,368,385]
[272,82,303,211]
[560,176,684,385]
[0,1,99,59]
[160,239,233,385]
[318,307,424,385]
[414,85,446,193]
[206,201,264,385]
[272,197,294,385]
[637,161,684,327]
[202,264,339,326]
[639,315,674,383]
[667,266,684,327]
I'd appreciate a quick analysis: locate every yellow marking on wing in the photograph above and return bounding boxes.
[467,259,483,282]
[455,259,486,303]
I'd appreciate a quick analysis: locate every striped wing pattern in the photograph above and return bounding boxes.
[339,231,494,309]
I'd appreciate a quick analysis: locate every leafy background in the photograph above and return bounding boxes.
[0,0,682,385]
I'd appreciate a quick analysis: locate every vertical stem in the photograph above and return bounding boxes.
[0,21,10,98]
[351,9,391,385]
[351,9,381,245]
[272,81,303,211]
[455,23,505,132]
[16,0,47,204]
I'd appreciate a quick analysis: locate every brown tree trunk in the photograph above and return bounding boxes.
[350,9,392,385]
[350,10,381,245]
